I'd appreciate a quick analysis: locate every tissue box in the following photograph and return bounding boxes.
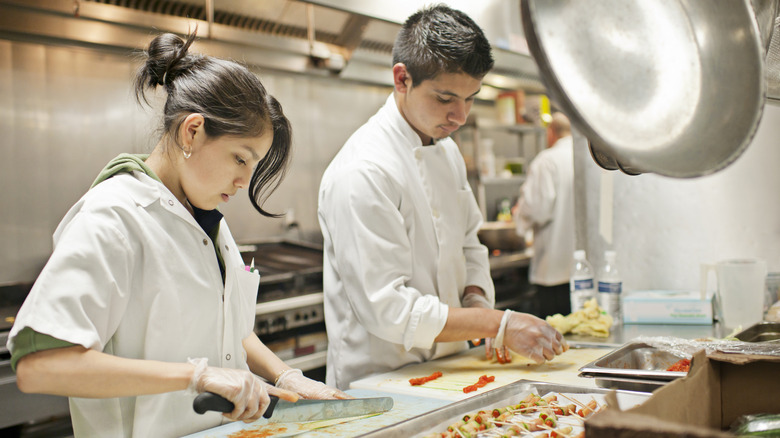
[622,290,713,325]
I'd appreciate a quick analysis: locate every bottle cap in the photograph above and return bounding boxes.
[574,249,586,259]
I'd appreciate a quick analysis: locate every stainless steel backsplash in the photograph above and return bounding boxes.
[0,38,391,284]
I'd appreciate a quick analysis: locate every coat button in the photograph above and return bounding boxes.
[226,354,231,361]
[224,245,229,251]
[432,209,440,218]
[415,150,422,160]
[167,199,174,206]
[202,239,209,246]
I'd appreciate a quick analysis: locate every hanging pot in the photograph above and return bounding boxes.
[521,0,769,178]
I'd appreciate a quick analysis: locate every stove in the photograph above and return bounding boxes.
[238,239,327,372]
[0,284,70,431]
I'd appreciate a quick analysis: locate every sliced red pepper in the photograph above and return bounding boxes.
[462,375,495,393]
[409,371,443,386]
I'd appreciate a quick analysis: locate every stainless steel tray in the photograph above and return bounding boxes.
[579,372,667,393]
[578,341,688,381]
[357,380,649,437]
[734,322,780,342]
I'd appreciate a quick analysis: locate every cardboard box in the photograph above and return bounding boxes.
[622,290,713,325]
[586,349,780,437]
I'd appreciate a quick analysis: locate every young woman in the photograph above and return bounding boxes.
[7,31,347,437]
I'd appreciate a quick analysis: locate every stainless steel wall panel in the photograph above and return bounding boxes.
[0,37,392,285]
[0,40,155,284]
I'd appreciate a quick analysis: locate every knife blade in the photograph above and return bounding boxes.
[193,392,393,423]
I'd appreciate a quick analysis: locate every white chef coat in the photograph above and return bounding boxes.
[8,171,259,438]
[514,136,576,286]
[318,94,495,390]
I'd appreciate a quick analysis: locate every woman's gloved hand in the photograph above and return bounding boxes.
[188,358,298,422]
[275,369,352,400]
[493,310,568,364]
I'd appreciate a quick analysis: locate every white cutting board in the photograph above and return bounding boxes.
[350,346,611,401]
[181,389,448,438]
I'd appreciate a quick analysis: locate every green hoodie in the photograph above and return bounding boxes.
[91,153,157,187]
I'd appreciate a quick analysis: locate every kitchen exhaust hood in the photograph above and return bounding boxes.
[0,0,545,94]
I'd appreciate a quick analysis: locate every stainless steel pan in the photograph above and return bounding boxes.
[521,0,768,178]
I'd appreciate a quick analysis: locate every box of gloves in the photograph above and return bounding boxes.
[622,290,714,325]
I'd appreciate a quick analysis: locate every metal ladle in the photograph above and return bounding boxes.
[521,0,771,178]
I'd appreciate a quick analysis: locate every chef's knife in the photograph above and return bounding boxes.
[193,393,393,423]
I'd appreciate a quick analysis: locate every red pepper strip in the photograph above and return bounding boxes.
[409,371,443,386]
[463,385,478,393]
[462,375,496,393]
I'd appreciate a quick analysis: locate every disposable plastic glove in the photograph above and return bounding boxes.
[461,291,510,362]
[188,358,298,422]
[493,310,568,364]
[275,369,352,399]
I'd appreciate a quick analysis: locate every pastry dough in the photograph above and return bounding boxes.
[546,298,613,337]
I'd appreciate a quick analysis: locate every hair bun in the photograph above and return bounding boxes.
[141,32,195,88]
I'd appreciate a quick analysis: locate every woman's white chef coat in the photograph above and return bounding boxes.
[318,94,495,390]
[8,171,259,438]
[514,136,576,286]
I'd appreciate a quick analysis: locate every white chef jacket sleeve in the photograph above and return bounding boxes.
[458,167,495,306]
[319,162,448,351]
[514,152,558,235]
[10,208,135,353]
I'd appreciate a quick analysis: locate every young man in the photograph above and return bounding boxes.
[318,5,567,390]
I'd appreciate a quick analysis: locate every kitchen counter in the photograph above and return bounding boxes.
[565,321,726,346]
[188,322,722,437]
[183,389,449,438]
[349,322,724,401]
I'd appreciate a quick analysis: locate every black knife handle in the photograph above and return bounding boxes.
[193,392,279,418]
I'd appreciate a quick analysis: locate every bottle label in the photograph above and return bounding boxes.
[598,281,622,293]
[573,278,594,290]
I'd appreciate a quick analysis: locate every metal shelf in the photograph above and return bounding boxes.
[256,292,324,316]
[489,249,532,271]
[287,350,327,371]
[481,176,525,185]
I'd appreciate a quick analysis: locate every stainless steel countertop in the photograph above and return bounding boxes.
[488,248,532,271]
[565,322,726,348]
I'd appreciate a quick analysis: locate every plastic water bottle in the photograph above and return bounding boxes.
[598,250,623,324]
[570,250,596,312]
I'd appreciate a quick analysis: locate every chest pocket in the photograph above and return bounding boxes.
[226,267,260,339]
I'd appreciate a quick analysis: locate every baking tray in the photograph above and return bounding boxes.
[578,341,688,381]
[734,322,780,342]
[579,372,667,393]
[357,380,650,437]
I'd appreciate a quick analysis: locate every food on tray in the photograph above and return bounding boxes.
[409,371,444,386]
[422,392,602,437]
[546,298,613,337]
[666,358,691,372]
[462,375,495,393]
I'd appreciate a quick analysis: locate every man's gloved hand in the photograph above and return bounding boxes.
[461,289,510,362]
[493,310,568,364]
[275,369,352,399]
[188,358,298,422]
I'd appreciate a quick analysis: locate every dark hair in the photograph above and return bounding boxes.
[392,4,494,86]
[134,31,291,217]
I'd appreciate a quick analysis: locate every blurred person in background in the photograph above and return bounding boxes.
[513,112,575,317]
